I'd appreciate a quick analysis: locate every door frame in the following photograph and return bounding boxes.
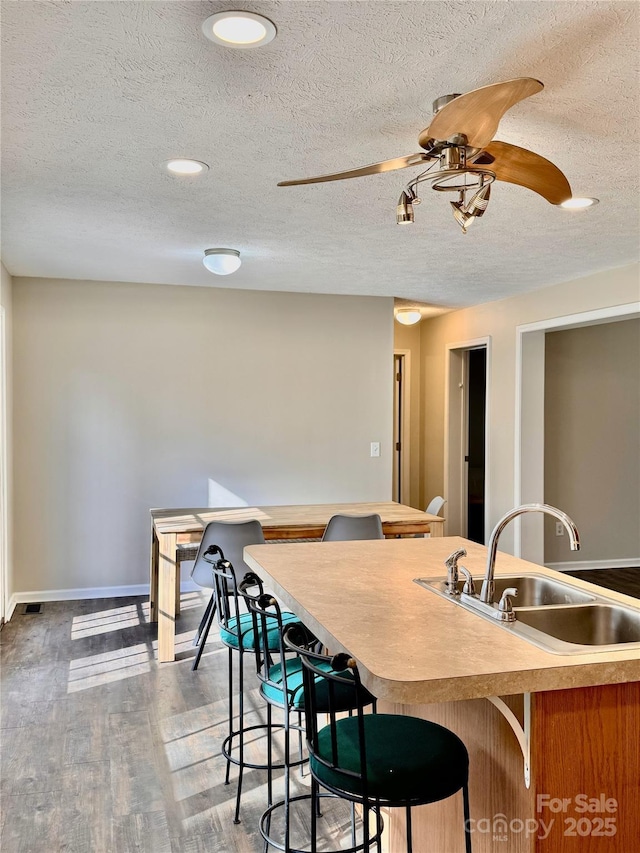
[514,301,640,563]
[393,349,411,506]
[444,336,491,540]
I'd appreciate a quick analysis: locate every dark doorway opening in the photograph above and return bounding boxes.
[466,348,486,544]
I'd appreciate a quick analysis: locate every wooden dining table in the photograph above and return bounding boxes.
[149,501,444,662]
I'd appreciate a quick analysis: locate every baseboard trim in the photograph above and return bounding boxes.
[546,558,640,572]
[6,580,202,621]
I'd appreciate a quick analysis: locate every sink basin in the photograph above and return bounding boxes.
[415,573,596,607]
[414,572,640,654]
[516,604,640,646]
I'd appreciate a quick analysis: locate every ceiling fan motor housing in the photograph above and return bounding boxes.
[432,94,462,115]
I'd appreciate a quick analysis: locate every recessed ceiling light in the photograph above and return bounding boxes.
[395,309,422,326]
[203,248,242,275]
[165,159,209,176]
[202,11,277,49]
[560,197,599,210]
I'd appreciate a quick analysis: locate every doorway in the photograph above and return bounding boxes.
[515,302,640,564]
[392,351,411,505]
[445,338,491,542]
[465,348,487,543]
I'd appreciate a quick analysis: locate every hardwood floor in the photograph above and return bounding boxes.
[0,594,354,852]
[564,567,640,599]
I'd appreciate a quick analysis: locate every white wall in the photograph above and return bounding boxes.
[544,319,640,564]
[11,278,393,596]
[419,263,640,555]
[0,263,13,616]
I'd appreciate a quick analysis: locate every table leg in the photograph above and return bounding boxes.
[430,520,444,537]
[175,556,181,617]
[150,525,159,622]
[157,532,177,662]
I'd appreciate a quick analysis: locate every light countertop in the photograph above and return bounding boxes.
[244,536,640,703]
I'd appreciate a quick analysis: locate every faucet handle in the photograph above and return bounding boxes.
[498,587,518,613]
[459,566,475,596]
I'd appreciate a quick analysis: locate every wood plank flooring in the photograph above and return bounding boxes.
[564,566,640,599]
[0,594,354,852]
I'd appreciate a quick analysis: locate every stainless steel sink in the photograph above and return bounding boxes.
[516,604,640,646]
[414,572,640,654]
[415,573,596,607]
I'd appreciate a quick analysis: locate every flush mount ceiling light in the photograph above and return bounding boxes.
[202,11,277,48]
[279,77,599,234]
[560,197,599,209]
[203,248,242,275]
[165,159,209,175]
[395,309,422,326]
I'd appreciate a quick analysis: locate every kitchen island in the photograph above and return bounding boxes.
[244,536,640,852]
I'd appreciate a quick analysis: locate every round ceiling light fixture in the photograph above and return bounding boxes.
[395,309,422,326]
[560,197,599,210]
[165,159,209,175]
[203,248,242,275]
[202,11,277,48]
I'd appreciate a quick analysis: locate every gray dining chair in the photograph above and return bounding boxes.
[424,496,446,537]
[322,513,384,541]
[425,495,446,516]
[190,519,265,670]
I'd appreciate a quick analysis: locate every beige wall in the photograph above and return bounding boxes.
[419,263,640,555]
[11,279,393,595]
[0,263,13,613]
[544,319,640,564]
[393,321,422,508]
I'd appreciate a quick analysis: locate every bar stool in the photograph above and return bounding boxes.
[207,554,300,825]
[239,581,377,853]
[286,629,473,853]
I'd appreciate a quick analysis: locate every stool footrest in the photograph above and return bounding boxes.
[222,723,308,773]
[259,793,384,853]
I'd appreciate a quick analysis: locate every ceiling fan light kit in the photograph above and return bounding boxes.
[278,78,598,234]
[203,248,242,275]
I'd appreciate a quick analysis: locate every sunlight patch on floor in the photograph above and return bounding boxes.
[67,643,151,692]
[71,604,142,639]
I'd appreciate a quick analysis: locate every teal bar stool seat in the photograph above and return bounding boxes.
[285,630,473,853]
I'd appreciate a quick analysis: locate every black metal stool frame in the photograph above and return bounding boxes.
[239,590,379,853]
[285,628,473,853]
[206,554,304,825]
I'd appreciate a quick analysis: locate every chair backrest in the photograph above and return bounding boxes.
[425,496,446,517]
[204,553,260,649]
[191,519,265,588]
[283,626,373,797]
[321,513,384,542]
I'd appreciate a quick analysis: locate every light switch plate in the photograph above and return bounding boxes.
[370,442,380,457]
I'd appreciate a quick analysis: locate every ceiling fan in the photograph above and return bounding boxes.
[278,78,583,233]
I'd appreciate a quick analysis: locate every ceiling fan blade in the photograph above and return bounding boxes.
[419,77,543,150]
[277,153,431,186]
[479,141,572,204]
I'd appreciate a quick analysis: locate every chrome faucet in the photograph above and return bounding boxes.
[479,503,580,604]
[444,547,467,595]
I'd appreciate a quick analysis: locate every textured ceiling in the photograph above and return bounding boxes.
[1,1,638,306]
